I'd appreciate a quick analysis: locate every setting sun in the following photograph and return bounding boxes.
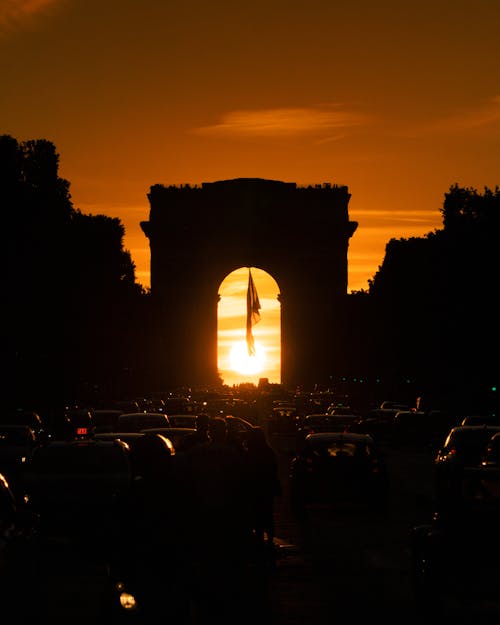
[229,340,266,375]
[218,267,280,386]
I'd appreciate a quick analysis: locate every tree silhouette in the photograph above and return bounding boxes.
[2,135,147,411]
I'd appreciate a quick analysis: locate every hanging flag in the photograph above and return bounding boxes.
[246,268,261,356]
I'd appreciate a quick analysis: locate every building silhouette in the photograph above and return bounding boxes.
[141,178,357,389]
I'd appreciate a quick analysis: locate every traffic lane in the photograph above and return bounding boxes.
[269,437,500,624]
[268,436,436,624]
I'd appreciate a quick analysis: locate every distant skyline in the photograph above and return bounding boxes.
[2,0,498,296]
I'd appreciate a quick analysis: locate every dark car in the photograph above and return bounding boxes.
[295,414,362,451]
[167,414,199,429]
[289,432,389,515]
[116,412,171,433]
[460,413,500,427]
[22,439,133,552]
[139,426,198,451]
[0,472,40,621]
[483,431,500,467]
[90,409,124,433]
[0,425,39,498]
[434,425,500,503]
[356,408,398,442]
[411,484,500,617]
[93,431,176,481]
[0,408,48,442]
[223,415,256,446]
[266,406,301,435]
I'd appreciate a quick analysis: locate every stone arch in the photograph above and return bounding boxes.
[140,178,357,389]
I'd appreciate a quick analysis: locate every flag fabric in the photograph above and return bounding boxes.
[246,268,261,356]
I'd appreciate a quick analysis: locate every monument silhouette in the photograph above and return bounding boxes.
[141,178,357,389]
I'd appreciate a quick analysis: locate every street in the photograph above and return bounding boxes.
[21,434,500,624]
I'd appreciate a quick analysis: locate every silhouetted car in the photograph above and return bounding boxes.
[266,406,301,435]
[90,408,124,433]
[0,471,40,621]
[65,407,95,439]
[140,427,198,451]
[22,439,133,552]
[482,431,500,467]
[434,425,500,503]
[356,408,398,442]
[0,408,48,442]
[411,487,500,617]
[166,414,199,429]
[223,415,256,446]
[93,431,176,480]
[325,405,360,417]
[460,413,500,427]
[380,400,410,411]
[295,414,362,451]
[0,425,39,498]
[116,412,171,432]
[289,432,389,514]
[391,410,431,446]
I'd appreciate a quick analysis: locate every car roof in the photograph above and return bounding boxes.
[448,425,500,435]
[444,425,500,445]
[305,432,374,443]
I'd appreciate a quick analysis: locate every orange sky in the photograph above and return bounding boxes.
[2,0,499,383]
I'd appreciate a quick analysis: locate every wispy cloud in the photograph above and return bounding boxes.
[193,105,368,139]
[435,95,500,132]
[0,0,62,33]
[400,96,500,137]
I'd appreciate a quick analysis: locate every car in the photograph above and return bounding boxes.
[295,414,362,451]
[22,439,133,552]
[289,431,389,515]
[266,406,301,435]
[65,407,95,439]
[90,408,124,433]
[0,408,48,443]
[411,483,500,617]
[223,415,256,446]
[0,471,40,622]
[115,412,171,432]
[434,425,500,504]
[166,414,199,429]
[460,413,500,426]
[356,408,398,442]
[482,431,500,467]
[139,427,198,451]
[380,400,410,412]
[93,431,176,480]
[0,425,39,498]
[325,405,360,417]
[391,410,431,446]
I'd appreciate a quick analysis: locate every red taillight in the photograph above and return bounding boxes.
[76,427,88,436]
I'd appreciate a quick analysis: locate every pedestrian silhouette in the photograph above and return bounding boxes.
[245,426,282,551]
[177,413,210,451]
[180,416,253,624]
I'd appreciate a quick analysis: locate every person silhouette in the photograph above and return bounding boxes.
[180,416,253,624]
[245,425,281,552]
[177,412,210,451]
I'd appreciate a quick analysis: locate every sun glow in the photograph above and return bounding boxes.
[229,340,266,375]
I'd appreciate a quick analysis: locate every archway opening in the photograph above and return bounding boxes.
[218,267,281,387]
